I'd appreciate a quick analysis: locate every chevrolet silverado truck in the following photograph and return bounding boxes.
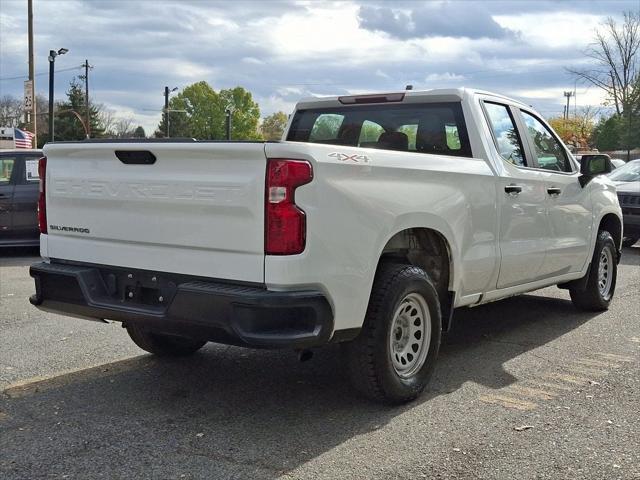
[30,88,622,404]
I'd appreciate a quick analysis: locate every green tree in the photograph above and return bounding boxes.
[155,81,220,139]
[593,115,622,151]
[261,111,289,140]
[133,126,146,138]
[54,78,104,141]
[220,87,261,140]
[154,82,261,140]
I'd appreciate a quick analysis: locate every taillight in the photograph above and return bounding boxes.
[265,159,313,255]
[37,156,47,234]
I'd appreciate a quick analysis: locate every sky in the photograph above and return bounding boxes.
[0,0,638,135]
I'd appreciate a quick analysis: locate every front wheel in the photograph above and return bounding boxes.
[570,230,617,311]
[126,324,206,357]
[342,264,442,404]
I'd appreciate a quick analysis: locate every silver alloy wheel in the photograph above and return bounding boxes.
[597,246,613,299]
[389,292,431,378]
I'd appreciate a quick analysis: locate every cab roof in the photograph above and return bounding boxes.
[294,87,531,111]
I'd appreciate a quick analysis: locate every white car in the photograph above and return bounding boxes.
[30,88,622,404]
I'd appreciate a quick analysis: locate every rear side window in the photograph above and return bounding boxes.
[287,102,472,157]
[520,111,571,172]
[0,157,16,185]
[309,114,344,142]
[483,102,526,167]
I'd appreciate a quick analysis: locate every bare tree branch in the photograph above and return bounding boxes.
[567,12,639,116]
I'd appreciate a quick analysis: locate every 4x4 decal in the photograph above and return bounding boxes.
[328,152,370,163]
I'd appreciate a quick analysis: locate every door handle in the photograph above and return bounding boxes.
[504,185,522,195]
[547,187,562,196]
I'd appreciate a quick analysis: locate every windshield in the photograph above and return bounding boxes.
[287,102,472,157]
[608,160,640,182]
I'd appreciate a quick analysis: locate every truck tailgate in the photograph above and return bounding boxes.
[42,142,267,283]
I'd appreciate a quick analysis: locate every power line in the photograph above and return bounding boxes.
[0,65,82,82]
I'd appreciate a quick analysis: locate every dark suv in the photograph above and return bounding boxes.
[0,149,43,247]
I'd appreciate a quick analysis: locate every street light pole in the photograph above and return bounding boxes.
[48,51,55,143]
[225,109,232,140]
[47,47,68,143]
[163,86,178,138]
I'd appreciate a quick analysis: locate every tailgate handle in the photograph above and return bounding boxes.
[115,150,156,165]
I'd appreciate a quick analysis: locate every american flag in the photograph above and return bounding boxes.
[14,128,35,149]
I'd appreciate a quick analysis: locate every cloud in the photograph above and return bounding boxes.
[358,3,516,40]
[0,0,634,135]
[425,72,466,82]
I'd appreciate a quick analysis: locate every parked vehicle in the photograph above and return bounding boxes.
[608,159,640,247]
[30,88,622,404]
[0,149,43,247]
[611,158,626,169]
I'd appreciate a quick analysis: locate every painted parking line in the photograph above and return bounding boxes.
[478,351,637,411]
[545,373,590,385]
[593,353,634,362]
[526,380,574,392]
[566,365,609,376]
[504,385,556,400]
[478,394,538,411]
[572,358,617,368]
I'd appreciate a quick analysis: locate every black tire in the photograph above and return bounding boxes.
[126,324,206,357]
[622,236,639,248]
[342,263,442,404]
[570,230,617,311]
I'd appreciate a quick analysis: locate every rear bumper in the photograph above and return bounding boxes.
[30,261,334,349]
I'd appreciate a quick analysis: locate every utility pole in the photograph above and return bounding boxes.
[81,59,92,138]
[27,0,36,147]
[563,91,573,120]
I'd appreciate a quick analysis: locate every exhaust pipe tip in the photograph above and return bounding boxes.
[297,349,313,362]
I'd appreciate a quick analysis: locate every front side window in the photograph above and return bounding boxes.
[287,102,472,157]
[520,111,571,172]
[483,102,525,167]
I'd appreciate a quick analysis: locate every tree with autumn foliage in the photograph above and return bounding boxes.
[548,108,598,150]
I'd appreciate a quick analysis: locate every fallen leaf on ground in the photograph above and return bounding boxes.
[514,425,534,432]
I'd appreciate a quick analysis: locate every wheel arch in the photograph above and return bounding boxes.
[376,225,456,331]
[598,212,622,256]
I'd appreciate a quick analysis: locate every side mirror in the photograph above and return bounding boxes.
[579,155,613,187]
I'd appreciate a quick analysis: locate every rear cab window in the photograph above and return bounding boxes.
[287,102,472,157]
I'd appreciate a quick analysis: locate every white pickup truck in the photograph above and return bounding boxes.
[30,88,622,404]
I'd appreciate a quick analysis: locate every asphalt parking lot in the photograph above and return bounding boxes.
[1,246,639,480]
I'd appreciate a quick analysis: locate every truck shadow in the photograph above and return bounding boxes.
[0,293,602,479]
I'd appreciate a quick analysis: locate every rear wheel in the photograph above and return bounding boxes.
[343,264,442,404]
[570,230,617,311]
[126,324,206,356]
